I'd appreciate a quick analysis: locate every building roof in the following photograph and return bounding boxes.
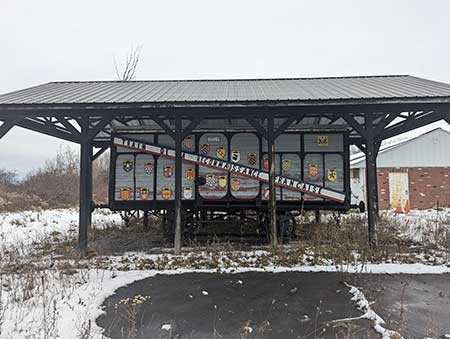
[1,75,450,108]
[350,127,450,168]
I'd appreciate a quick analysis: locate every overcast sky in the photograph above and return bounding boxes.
[1,0,450,177]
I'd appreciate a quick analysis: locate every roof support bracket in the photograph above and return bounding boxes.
[0,116,21,140]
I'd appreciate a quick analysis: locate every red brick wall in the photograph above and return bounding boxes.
[377,167,450,210]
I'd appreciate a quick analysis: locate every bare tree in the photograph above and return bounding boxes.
[114,46,142,81]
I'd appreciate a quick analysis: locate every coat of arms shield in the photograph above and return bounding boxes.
[144,161,153,175]
[282,159,291,171]
[218,176,227,188]
[317,135,329,147]
[205,174,217,188]
[216,146,226,159]
[200,143,210,155]
[161,187,172,200]
[231,150,240,163]
[183,136,194,149]
[308,163,319,177]
[138,187,150,200]
[247,153,257,166]
[119,187,131,200]
[183,186,193,199]
[185,168,194,180]
[123,160,133,173]
[163,165,173,178]
[230,177,240,191]
[327,168,337,182]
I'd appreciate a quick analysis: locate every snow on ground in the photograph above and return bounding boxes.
[0,207,450,338]
[384,208,450,244]
[0,208,122,253]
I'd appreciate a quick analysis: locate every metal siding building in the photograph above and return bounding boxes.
[350,128,450,210]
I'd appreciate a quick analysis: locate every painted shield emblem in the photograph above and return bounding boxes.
[205,174,217,188]
[163,165,173,178]
[123,160,133,173]
[216,146,226,159]
[183,186,193,199]
[263,158,269,170]
[218,176,227,189]
[185,168,194,180]
[317,135,329,147]
[183,136,194,149]
[200,143,210,155]
[327,168,337,182]
[264,187,270,200]
[161,187,172,200]
[230,177,240,191]
[247,153,257,166]
[308,163,319,177]
[282,159,291,171]
[144,161,153,175]
[231,150,240,163]
[119,187,131,200]
[138,187,150,200]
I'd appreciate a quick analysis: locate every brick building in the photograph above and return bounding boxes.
[350,128,450,211]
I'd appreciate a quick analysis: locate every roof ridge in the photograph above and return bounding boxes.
[48,74,410,84]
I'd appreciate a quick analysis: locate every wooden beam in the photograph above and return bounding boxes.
[152,117,175,139]
[0,117,21,139]
[174,117,182,255]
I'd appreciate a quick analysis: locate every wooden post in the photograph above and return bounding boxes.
[315,210,321,223]
[79,116,93,257]
[267,116,278,246]
[174,117,182,254]
[365,114,378,246]
[143,210,149,232]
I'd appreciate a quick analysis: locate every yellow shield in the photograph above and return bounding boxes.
[161,187,172,200]
[327,168,337,182]
[119,187,131,200]
[282,159,291,171]
[218,176,227,188]
[216,146,226,159]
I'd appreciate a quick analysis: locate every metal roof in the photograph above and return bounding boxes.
[1,75,450,107]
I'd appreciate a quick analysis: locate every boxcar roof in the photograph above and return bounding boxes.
[1,75,450,107]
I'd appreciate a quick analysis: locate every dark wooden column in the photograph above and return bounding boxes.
[267,116,278,246]
[0,117,20,140]
[364,114,379,245]
[79,116,93,257]
[174,117,182,254]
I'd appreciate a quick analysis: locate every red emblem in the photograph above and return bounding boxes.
[163,165,173,178]
[138,187,150,200]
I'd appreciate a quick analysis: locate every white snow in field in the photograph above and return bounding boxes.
[0,208,122,252]
[0,269,154,339]
[383,208,450,244]
[1,208,450,338]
